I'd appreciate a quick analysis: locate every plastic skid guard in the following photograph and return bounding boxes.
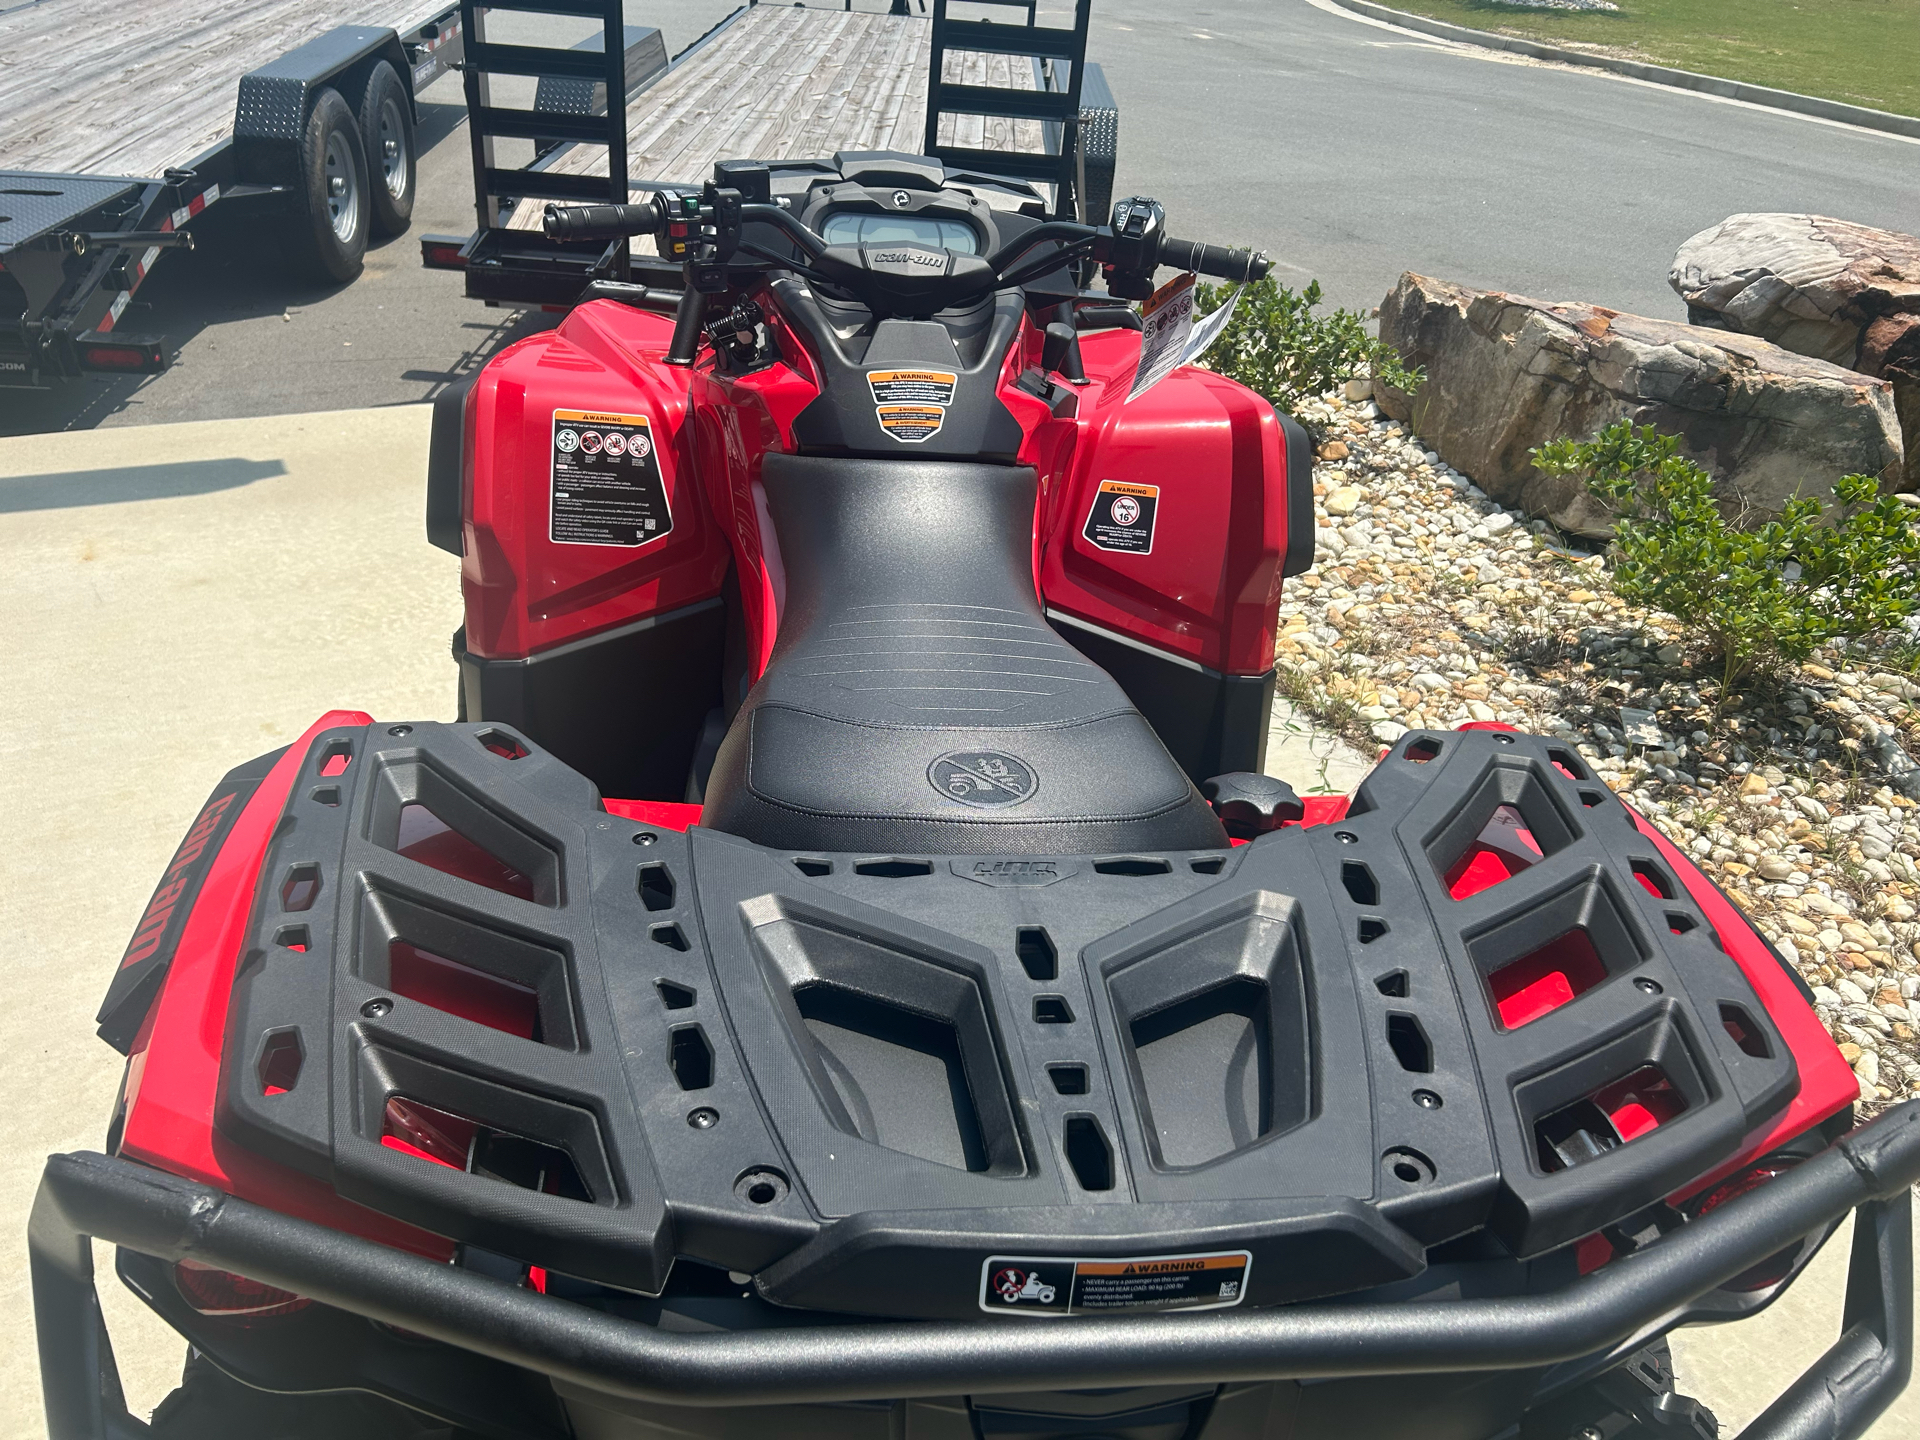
[153,719,1855,1323]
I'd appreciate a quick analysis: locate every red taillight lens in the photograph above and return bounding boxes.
[174,1259,312,1320]
[1687,1159,1803,1291]
[79,340,166,372]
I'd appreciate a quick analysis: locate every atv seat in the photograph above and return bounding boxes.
[700,454,1227,854]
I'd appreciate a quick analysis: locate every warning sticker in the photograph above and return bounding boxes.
[876,404,946,443]
[1083,479,1159,554]
[980,1250,1251,1317]
[550,409,672,547]
[868,369,957,406]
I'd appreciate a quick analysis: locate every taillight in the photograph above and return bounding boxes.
[78,338,166,372]
[174,1259,312,1320]
[1685,1157,1803,1292]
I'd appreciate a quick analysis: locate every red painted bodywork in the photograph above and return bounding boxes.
[116,714,453,1260]
[461,297,1295,680]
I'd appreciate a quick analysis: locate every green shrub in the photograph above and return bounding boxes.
[1194,277,1422,416]
[1530,420,1920,696]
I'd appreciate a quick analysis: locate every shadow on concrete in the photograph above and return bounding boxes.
[0,98,538,436]
[0,457,289,512]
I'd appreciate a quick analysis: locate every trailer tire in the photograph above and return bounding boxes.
[292,87,370,284]
[358,61,416,238]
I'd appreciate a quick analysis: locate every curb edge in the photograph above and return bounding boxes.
[1327,0,1920,143]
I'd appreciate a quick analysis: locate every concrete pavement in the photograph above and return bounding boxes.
[0,405,460,1431]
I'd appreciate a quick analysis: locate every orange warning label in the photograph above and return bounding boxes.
[877,404,946,443]
[980,1249,1251,1316]
[868,369,957,405]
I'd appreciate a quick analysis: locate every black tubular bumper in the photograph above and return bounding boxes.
[32,1104,1920,1437]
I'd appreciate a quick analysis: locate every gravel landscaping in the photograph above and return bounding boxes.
[1278,387,1920,1108]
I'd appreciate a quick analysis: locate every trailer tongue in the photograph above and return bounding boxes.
[0,0,463,386]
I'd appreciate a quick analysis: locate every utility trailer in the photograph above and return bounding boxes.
[421,0,1119,308]
[0,0,466,386]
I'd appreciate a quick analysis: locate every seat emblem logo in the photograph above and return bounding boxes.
[929,751,1038,808]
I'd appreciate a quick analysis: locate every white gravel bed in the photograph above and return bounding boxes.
[1277,389,1920,1107]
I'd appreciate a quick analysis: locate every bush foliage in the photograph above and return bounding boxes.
[1195,277,1422,416]
[1531,420,1920,694]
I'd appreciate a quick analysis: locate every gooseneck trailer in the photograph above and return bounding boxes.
[0,0,463,385]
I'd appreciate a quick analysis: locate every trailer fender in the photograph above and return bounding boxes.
[232,26,415,189]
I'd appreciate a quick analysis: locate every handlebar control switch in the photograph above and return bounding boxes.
[1105,196,1165,302]
[1201,773,1305,838]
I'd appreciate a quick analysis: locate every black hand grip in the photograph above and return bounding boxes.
[543,202,660,242]
[1156,238,1271,284]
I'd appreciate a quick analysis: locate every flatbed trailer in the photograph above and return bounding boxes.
[423,0,1118,308]
[0,0,466,386]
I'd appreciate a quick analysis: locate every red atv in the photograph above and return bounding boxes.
[35,153,1918,1440]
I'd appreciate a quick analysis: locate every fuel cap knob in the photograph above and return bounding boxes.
[1201,773,1304,838]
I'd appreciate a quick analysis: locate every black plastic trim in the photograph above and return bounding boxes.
[1047,609,1275,784]
[455,599,724,801]
[1279,411,1316,579]
[29,1102,1919,1421]
[426,374,475,556]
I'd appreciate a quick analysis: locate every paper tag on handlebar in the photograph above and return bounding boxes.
[1127,273,1196,402]
[1126,274,1245,403]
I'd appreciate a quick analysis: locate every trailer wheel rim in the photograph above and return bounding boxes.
[324,129,360,242]
[377,96,408,200]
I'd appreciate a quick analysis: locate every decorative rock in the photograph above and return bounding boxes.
[1324,486,1365,517]
[1670,214,1920,489]
[1373,273,1907,536]
[1756,856,1795,882]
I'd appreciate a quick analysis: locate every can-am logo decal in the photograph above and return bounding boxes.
[869,247,945,270]
[929,751,1037,808]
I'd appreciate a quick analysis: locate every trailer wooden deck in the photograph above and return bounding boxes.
[502,3,1050,232]
[0,0,451,179]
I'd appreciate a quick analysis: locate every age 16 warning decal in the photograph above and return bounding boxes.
[550,409,672,547]
[1083,479,1159,554]
[980,1250,1251,1317]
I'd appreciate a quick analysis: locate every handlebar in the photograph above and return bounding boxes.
[543,195,1269,292]
[1159,238,1270,284]
[543,202,661,243]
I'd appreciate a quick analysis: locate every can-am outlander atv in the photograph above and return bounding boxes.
[34,152,1920,1440]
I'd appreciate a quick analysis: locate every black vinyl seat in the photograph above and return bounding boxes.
[699,454,1227,854]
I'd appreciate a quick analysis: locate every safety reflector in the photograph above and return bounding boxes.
[174,1260,311,1320]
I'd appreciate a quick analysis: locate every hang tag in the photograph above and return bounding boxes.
[1127,273,1197,401]
[1127,274,1245,402]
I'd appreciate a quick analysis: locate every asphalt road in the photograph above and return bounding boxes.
[3,0,1917,435]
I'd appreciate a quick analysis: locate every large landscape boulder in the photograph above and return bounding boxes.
[1670,214,1920,489]
[1374,272,1908,537]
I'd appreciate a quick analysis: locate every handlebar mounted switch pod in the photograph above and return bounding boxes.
[1103,196,1166,301]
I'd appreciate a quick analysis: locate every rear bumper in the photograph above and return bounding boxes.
[32,1103,1920,1435]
